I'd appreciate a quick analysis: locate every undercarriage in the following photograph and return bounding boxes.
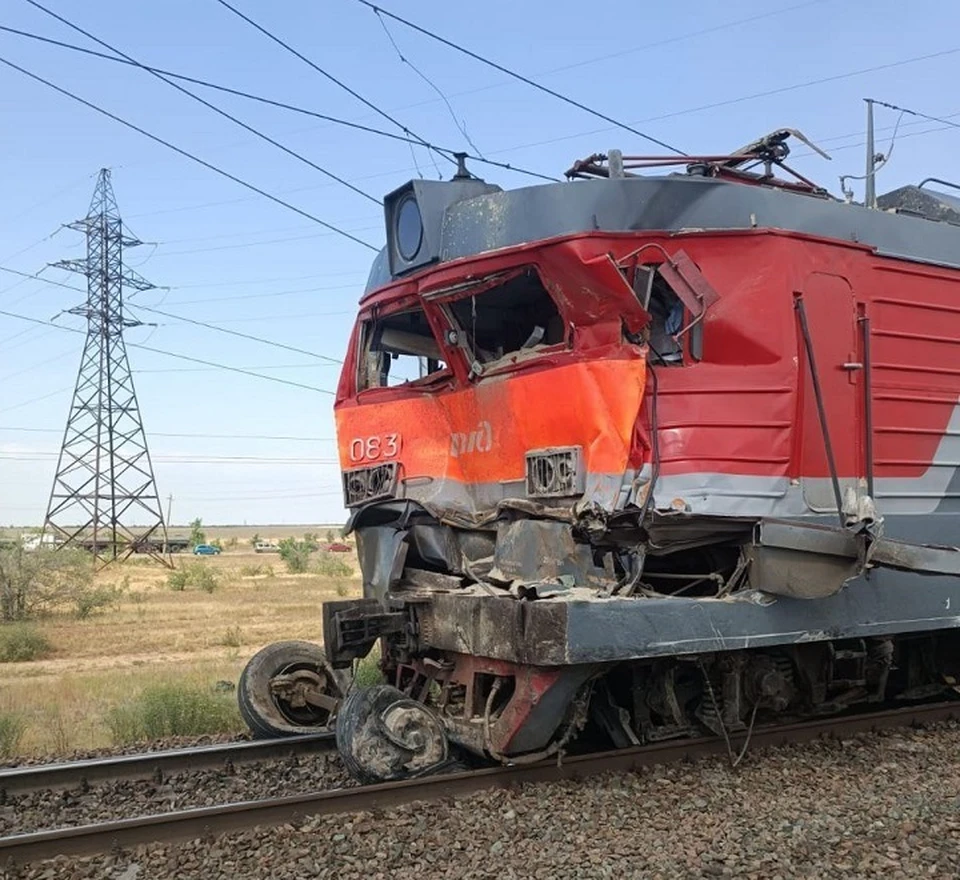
[237,500,960,782]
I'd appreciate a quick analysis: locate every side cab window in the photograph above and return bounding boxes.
[356,306,448,391]
[624,251,718,365]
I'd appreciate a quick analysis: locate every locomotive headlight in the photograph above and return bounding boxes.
[383,176,500,277]
[395,194,423,261]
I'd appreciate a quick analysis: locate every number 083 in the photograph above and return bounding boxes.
[349,433,401,462]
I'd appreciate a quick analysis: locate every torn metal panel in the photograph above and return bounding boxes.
[355,526,408,604]
[747,545,861,599]
[407,523,462,572]
[870,538,960,577]
[418,592,569,665]
[403,567,465,592]
[748,518,960,595]
[488,519,616,588]
[747,518,864,599]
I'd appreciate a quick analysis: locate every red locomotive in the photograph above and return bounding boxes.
[239,131,960,781]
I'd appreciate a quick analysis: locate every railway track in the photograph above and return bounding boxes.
[0,732,335,795]
[1,699,956,867]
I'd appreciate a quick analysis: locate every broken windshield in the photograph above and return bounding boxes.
[443,268,564,369]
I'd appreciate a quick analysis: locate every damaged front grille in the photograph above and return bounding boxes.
[525,446,584,498]
[342,461,399,507]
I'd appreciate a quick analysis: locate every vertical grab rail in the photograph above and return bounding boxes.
[859,312,875,499]
[794,294,845,525]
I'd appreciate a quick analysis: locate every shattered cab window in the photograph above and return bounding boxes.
[445,268,564,369]
[645,274,685,365]
[357,308,447,390]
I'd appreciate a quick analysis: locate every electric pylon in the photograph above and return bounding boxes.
[43,169,171,567]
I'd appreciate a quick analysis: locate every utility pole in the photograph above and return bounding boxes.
[864,98,877,210]
[43,169,172,568]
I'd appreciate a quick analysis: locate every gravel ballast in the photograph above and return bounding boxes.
[8,721,959,880]
[1,750,351,836]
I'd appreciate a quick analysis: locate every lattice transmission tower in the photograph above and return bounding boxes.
[43,169,171,567]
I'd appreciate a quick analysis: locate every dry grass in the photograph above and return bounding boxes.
[0,538,361,755]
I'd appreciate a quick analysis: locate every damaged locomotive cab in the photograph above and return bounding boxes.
[240,131,960,781]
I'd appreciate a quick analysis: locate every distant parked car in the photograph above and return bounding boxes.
[253,542,280,553]
[193,544,221,555]
[325,542,352,553]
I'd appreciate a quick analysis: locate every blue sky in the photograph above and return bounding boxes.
[0,0,958,526]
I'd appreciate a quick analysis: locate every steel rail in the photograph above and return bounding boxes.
[1,700,956,866]
[0,733,335,795]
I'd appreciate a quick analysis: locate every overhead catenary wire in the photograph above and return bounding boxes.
[869,98,960,135]
[24,1,382,207]
[372,10,484,158]
[0,54,380,252]
[212,0,454,171]
[353,0,683,154]
[0,25,556,184]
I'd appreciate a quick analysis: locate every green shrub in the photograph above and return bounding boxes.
[105,684,241,744]
[0,712,26,758]
[0,546,93,621]
[0,623,52,662]
[301,533,319,551]
[167,563,220,593]
[75,578,126,619]
[193,566,219,594]
[167,568,189,591]
[188,517,206,547]
[278,538,313,574]
[314,553,352,578]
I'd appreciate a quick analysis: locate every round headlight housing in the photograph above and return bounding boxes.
[396,195,423,261]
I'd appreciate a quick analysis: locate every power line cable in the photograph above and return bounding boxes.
[0,265,84,295]
[212,0,454,171]
[159,286,358,306]
[486,45,960,157]
[0,25,556,184]
[1,262,360,308]
[354,0,683,154]
[148,226,380,258]
[24,1,382,206]
[0,54,380,252]
[0,386,72,416]
[0,451,339,464]
[129,304,344,366]
[0,305,337,394]
[0,425,336,442]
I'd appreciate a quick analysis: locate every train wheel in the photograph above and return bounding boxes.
[336,685,448,783]
[238,640,344,738]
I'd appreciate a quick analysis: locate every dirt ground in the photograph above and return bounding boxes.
[0,529,362,754]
